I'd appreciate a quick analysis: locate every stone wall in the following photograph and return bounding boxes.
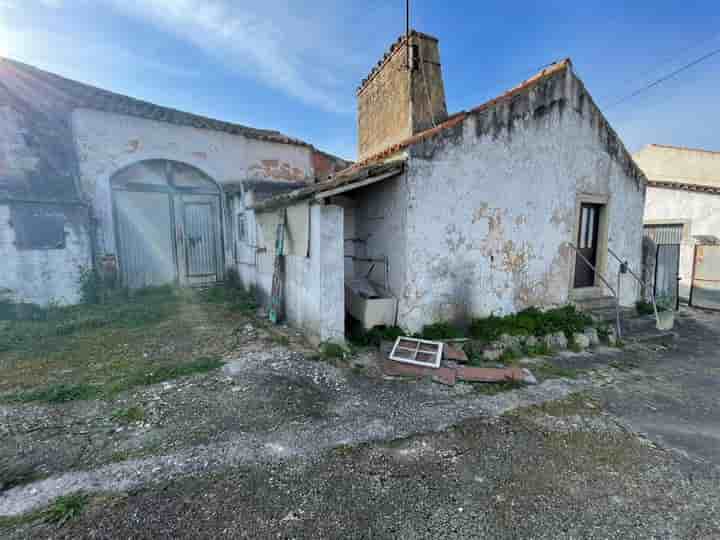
[357,32,447,161]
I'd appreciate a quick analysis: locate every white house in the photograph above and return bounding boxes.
[238,31,647,343]
[0,57,347,306]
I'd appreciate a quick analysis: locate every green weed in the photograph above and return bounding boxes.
[111,406,145,424]
[6,383,101,404]
[469,306,593,343]
[42,493,89,525]
[419,321,464,340]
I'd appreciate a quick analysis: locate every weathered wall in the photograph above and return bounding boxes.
[0,203,92,305]
[634,145,720,187]
[357,32,447,161]
[252,204,345,344]
[390,69,645,332]
[644,187,720,299]
[348,171,408,301]
[71,108,314,264]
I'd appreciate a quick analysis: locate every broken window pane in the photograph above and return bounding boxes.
[11,204,66,250]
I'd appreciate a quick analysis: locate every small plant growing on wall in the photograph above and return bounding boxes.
[77,265,105,304]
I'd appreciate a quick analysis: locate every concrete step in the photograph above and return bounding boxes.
[573,296,617,312]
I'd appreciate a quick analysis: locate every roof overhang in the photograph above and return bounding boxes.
[647,179,720,195]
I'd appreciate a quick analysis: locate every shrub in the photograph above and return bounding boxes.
[419,321,464,340]
[77,265,105,305]
[43,493,89,525]
[469,305,593,343]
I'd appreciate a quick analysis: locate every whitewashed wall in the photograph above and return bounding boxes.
[644,187,720,299]
[251,204,344,344]
[71,108,314,261]
[0,204,92,305]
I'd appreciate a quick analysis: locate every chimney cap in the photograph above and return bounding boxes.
[356,29,440,94]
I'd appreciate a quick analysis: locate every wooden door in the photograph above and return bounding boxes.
[574,203,601,288]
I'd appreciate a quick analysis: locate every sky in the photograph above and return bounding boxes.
[0,0,718,160]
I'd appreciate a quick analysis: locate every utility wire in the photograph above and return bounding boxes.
[607,46,720,109]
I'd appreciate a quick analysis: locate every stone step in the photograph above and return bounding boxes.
[573,296,618,312]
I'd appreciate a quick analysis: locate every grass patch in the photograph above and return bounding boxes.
[533,362,585,380]
[199,284,257,313]
[348,325,407,347]
[270,333,291,347]
[472,380,527,395]
[42,492,89,525]
[319,342,346,360]
[6,383,101,404]
[111,405,145,424]
[107,356,224,396]
[469,306,593,343]
[507,391,601,418]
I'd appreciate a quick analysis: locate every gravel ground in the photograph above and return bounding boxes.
[5,399,719,539]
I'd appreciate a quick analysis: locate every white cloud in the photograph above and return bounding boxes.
[105,0,363,114]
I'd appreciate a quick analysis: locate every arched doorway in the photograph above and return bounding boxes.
[111,160,223,288]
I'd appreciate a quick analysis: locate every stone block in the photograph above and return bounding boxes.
[583,327,600,347]
[545,331,568,351]
[572,332,591,350]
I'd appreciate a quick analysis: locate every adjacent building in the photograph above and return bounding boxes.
[635,144,720,307]
[241,31,647,342]
[0,57,347,306]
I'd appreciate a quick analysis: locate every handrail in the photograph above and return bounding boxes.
[607,247,660,325]
[567,242,622,339]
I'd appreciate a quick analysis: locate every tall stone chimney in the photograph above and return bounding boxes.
[357,31,448,160]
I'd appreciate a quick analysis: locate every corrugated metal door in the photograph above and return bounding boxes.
[182,197,219,284]
[114,190,176,288]
[655,244,680,301]
[644,224,682,307]
[691,245,720,310]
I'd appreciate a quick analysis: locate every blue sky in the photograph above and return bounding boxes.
[1,0,718,160]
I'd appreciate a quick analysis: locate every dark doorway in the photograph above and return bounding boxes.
[574,203,602,288]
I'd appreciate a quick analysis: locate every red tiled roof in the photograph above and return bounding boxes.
[342,59,572,173]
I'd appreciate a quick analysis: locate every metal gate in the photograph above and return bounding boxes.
[644,224,682,308]
[183,199,219,283]
[691,244,720,310]
[111,160,223,289]
[115,190,177,289]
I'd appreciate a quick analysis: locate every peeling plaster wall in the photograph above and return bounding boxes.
[349,172,408,301]
[392,70,645,332]
[253,204,344,344]
[71,108,314,266]
[644,187,720,299]
[0,204,92,305]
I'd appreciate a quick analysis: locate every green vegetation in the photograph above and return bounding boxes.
[319,342,346,360]
[533,362,585,380]
[636,296,671,315]
[199,283,257,313]
[419,321,464,341]
[472,380,527,395]
[6,383,101,404]
[349,325,407,347]
[111,405,145,424]
[469,306,593,343]
[42,493,89,525]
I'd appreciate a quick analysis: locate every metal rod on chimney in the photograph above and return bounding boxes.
[406,0,410,70]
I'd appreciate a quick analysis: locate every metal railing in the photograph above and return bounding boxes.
[608,247,660,327]
[567,242,622,339]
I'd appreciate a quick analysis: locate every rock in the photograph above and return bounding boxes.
[520,368,538,385]
[572,332,591,350]
[584,327,600,347]
[523,335,538,348]
[545,331,568,350]
[607,327,618,346]
[482,348,504,362]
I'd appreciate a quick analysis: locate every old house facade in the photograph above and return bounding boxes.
[635,144,720,306]
[241,31,647,341]
[0,58,346,306]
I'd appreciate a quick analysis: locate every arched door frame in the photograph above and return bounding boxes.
[110,159,225,288]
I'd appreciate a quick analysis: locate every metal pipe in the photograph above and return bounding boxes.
[608,246,660,323]
[567,243,617,296]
